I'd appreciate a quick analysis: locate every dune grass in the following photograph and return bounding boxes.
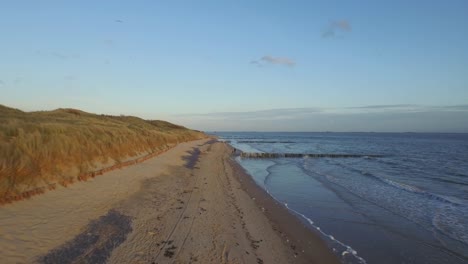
[0,105,206,204]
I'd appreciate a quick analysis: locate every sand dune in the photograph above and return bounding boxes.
[0,105,205,204]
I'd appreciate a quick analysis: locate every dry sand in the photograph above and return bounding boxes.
[0,139,339,264]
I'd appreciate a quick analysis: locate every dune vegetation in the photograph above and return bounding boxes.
[0,105,206,204]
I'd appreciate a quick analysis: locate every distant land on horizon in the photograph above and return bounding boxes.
[3,103,468,133]
[178,104,468,133]
[209,131,468,134]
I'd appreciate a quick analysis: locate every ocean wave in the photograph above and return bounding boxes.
[302,160,468,251]
[282,203,367,264]
[433,205,468,248]
[221,132,468,262]
[237,157,368,263]
[227,140,265,153]
[263,162,278,187]
[237,140,296,143]
[260,181,368,264]
[436,177,468,187]
[324,159,466,207]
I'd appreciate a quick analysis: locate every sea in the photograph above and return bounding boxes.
[212,132,468,264]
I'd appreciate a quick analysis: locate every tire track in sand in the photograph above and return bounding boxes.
[152,145,207,264]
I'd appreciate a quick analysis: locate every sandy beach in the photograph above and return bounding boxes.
[0,138,339,264]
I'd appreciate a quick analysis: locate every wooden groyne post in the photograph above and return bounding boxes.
[239,152,383,159]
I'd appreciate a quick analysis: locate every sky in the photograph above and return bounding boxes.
[1,0,467,132]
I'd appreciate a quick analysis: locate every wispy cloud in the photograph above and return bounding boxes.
[0,78,24,88]
[251,55,296,67]
[180,108,322,120]
[64,75,76,81]
[347,104,468,113]
[14,77,22,85]
[172,104,468,132]
[35,50,80,60]
[103,39,114,48]
[349,104,416,109]
[433,104,468,111]
[322,20,352,38]
[181,104,468,120]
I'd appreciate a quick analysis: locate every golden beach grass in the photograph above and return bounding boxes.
[0,104,205,203]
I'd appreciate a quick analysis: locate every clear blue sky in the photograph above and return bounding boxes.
[1,1,467,131]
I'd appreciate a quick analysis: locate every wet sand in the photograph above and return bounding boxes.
[0,139,339,264]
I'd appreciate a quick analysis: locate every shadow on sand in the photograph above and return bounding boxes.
[39,209,132,264]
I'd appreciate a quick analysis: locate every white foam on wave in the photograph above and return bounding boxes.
[432,204,468,245]
[326,157,466,207]
[228,139,265,154]
[266,196,366,264]
[303,160,468,251]
[381,178,425,194]
[232,148,367,263]
[282,202,367,264]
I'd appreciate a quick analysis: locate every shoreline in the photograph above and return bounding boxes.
[226,144,340,264]
[0,139,339,263]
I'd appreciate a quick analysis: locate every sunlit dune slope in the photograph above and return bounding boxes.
[0,105,206,204]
